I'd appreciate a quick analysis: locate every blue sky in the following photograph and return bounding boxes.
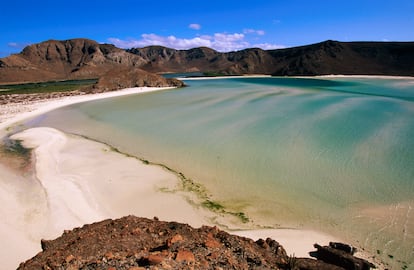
[1,0,413,57]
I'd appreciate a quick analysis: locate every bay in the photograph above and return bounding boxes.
[32,76,414,269]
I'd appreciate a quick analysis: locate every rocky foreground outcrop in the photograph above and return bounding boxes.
[18,216,375,270]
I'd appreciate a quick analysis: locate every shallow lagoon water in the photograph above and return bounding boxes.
[33,77,414,268]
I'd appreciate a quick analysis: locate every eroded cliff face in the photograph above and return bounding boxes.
[17,216,375,270]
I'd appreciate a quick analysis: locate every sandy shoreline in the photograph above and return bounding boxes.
[0,86,379,269]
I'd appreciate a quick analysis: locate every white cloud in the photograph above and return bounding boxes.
[189,23,201,30]
[211,33,248,51]
[108,32,284,52]
[7,42,31,49]
[108,34,212,50]
[243,29,265,36]
[252,42,285,50]
[7,42,19,47]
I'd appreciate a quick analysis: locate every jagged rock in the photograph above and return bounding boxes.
[329,242,357,255]
[310,243,375,270]
[175,250,195,262]
[294,258,346,270]
[18,216,376,270]
[18,216,289,270]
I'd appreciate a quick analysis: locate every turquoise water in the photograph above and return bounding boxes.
[32,77,414,268]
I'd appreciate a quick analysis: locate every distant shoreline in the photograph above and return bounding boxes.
[180,74,414,80]
[316,74,414,79]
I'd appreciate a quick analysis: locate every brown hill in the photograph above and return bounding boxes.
[17,216,374,270]
[89,67,185,92]
[127,46,278,75]
[128,46,227,73]
[129,40,414,76]
[267,40,414,76]
[0,39,146,84]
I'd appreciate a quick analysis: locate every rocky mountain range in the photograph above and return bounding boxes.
[128,40,414,76]
[1,38,413,85]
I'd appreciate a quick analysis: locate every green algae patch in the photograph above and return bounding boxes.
[202,200,225,211]
[0,138,33,172]
[1,138,31,159]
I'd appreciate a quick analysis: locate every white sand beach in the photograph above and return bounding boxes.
[0,86,374,269]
